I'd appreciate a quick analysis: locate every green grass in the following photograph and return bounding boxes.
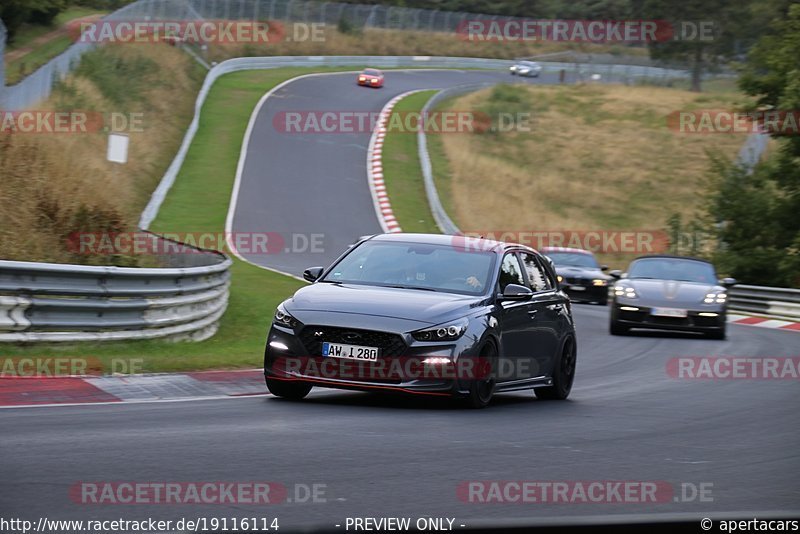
[6,36,73,85]
[54,7,107,26]
[5,7,108,85]
[424,96,458,220]
[381,90,440,233]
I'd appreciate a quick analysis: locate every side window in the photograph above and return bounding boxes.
[520,252,552,292]
[498,253,525,292]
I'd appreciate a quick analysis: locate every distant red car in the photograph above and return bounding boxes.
[357,68,384,88]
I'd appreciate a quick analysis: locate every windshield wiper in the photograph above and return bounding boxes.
[387,285,438,292]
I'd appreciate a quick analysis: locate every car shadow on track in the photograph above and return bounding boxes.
[264,391,574,411]
[616,329,717,340]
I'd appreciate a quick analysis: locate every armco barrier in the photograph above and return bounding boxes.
[0,233,231,342]
[728,285,800,321]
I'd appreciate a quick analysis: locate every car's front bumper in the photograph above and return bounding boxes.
[611,302,726,332]
[264,324,482,397]
[560,282,608,303]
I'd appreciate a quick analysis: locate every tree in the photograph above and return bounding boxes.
[705,3,800,287]
[641,0,750,92]
[0,0,66,43]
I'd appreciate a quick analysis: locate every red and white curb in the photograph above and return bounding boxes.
[728,313,800,331]
[0,369,266,408]
[367,90,423,234]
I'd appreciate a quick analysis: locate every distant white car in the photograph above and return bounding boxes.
[509,61,542,78]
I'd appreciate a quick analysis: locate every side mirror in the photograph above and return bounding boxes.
[303,266,325,283]
[609,270,622,279]
[499,283,533,301]
[720,277,737,288]
[600,265,609,272]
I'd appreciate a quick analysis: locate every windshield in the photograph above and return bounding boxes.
[544,251,599,269]
[322,240,496,295]
[628,258,717,284]
[363,69,381,75]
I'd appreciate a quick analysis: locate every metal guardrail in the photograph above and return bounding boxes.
[418,83,495,236]
[0,233,231,342]
[728,285,800,321]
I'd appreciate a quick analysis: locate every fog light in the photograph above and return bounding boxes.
[620,306,640,311]
[269,341,289,351]
[423,357,451,365]
[698,312,719,317]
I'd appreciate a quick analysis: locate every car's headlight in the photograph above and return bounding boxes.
[703,292,727,304]
[411,318,468,342]
[592,279,608,286]
[614,285,638,299]
[274,303,298,328]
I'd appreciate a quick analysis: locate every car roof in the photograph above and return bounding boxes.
[365,232,535,254]
[540,246,594,255]
[631,254,712,264]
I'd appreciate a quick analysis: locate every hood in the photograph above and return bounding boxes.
[621,279,723,307]
[286,283,484,326]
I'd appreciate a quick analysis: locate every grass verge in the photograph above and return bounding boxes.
[381,90,439,233]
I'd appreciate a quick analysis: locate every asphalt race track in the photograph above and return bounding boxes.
[2,308,798,528]
[2,69,799,530]
[229,69,567,276]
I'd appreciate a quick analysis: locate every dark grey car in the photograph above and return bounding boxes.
[609,255,736,339]
[264,233,577,408]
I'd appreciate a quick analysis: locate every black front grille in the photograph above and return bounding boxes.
[647,315,691,326]
[298,326,407,358]
[564,277,592,286]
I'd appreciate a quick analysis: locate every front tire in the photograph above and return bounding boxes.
[466,342,497,409]
[266,377,312,400]
[535,337,576,400]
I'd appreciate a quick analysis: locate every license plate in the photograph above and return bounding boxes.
[569,286,586,291]
[322,342,379,361]
[651,307,687,318]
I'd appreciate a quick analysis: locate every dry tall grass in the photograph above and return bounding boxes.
[203,26,646,62]
[0,44,202,264]
[436,83,750,267]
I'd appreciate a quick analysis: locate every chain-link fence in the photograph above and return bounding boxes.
[0,0,702,110]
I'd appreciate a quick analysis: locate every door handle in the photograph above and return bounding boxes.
[546,304,563,310]
[527,309,538,319]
